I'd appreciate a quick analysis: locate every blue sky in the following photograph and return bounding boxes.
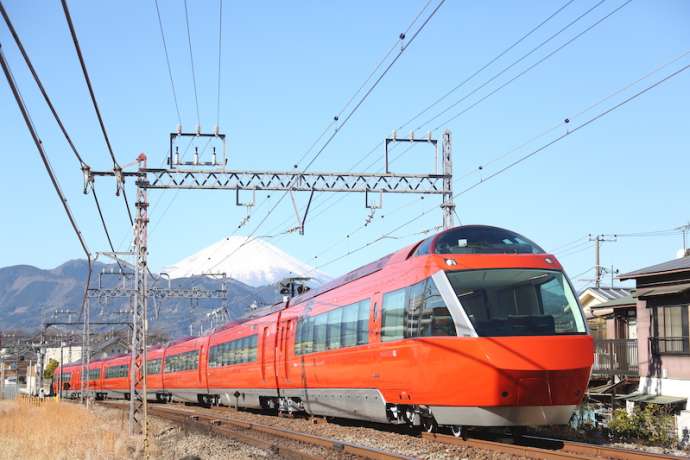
[1,0,689,292]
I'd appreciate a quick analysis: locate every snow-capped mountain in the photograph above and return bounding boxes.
[163,236,330,287]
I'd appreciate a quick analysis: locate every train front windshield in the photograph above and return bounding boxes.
[447,269,586,337]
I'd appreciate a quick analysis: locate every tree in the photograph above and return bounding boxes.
[43,358,59,379]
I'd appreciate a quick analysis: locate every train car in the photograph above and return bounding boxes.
[101,354,130,400]
[145,346,167,402]
[86,360,104,399]
[206,318,272,408]
[269,225,593,434]
[68,225,592,436]
[53,363,79,398]
[161,336,208,403]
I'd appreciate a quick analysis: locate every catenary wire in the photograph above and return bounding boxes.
[208,0,448,271]
[311,61,690,271]
[153,0,183,127]
[216,0,223,128]
[183,0,201,128]
[60,0,135,227]
[0,43,93,319]
[1,1,125,270]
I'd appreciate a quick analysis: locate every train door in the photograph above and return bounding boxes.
[275,317,294,386]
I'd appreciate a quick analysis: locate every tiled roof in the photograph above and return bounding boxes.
[590,294,636,309]
[620,256,690,280]
[581,286,632,300]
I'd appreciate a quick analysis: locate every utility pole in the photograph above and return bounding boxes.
[589,234,617,288]
[678,222,690,253]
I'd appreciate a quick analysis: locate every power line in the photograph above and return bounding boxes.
[402,0,577,131]
[0,41,93,317]
[183,0,201,128]
[215,0,223,129]
[433,0,632,130]
[60,0,135,227]
[1,1,124,271]
[312,60,690,271]
[153,0,183,127]
[213,0,448,269]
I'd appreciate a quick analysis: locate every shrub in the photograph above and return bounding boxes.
[608,404,676,448]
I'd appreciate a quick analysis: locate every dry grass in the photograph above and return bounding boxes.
[0,398,146,460]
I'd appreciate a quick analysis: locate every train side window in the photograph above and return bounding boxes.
[382,288,406,341]
[295,320,302,355]
[420,279,457,337]
[327,308,342,350]
[303,316,314,354]
[250,335,258,361]
[341,303,358,347]
[357,300,369,344]
[313,313,327,352]
[405,281,426,337]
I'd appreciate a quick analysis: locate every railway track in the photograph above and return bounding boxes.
[422,432,685,460]
[99,400,686,460]
[105,401,412,460]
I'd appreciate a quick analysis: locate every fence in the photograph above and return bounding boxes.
[592,339,639,377]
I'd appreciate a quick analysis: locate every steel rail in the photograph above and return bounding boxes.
[146,404,411,460]
[524,434,688,460]
[422,432,686,460]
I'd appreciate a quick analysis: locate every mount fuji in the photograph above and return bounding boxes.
[163,236,330,287]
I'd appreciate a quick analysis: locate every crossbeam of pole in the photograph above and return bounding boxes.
[89,169,450,194]
[87,287,227,299]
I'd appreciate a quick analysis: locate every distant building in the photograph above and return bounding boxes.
[619,254,690,439]
[579,287,632,340]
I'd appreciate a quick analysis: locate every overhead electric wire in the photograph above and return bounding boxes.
[402,0,577,131]
[311,59,690,271]
[153,0,183,127]
[270,0,600,253]
[1,1,125,271]
[60,0,134,227]
[433,0,632,130]
[183,0,201,128]
[0,42,93,319]
[215,0,223,128]
[275,0,591,229]
[293,0,435,168]
[210,0,447,271]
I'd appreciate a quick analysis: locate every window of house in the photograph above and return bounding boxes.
[653,305,689,354]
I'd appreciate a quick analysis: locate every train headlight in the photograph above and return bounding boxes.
[445,259,457,266]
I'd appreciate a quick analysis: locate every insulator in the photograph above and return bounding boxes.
[175,146,180,165]
[391,129,397,141]
[212,147,217,165]
[409,130,414,140]
[194,147,199,165]
[176,124,182,134]
[427,131,432,141]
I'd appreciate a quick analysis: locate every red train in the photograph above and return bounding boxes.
[54,225,593,434]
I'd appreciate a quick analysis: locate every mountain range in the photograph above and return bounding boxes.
[0,238,328,337]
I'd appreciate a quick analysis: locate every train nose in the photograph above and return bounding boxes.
[499,368,589,406]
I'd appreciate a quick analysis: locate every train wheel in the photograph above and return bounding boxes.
[422,416,437,433]
[451,425,468,440]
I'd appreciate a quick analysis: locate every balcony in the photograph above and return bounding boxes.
[650,336,690,355]
[592,339,638,377]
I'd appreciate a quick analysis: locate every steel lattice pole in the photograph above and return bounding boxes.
[442,130,455,230]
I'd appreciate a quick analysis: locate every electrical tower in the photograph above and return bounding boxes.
[84,129,454,437]
[588,234,617,288]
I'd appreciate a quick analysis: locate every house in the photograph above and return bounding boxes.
[579,287,632,340]
[90,336,129,360]
[589,295,639,380]
[619,254,690,439]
